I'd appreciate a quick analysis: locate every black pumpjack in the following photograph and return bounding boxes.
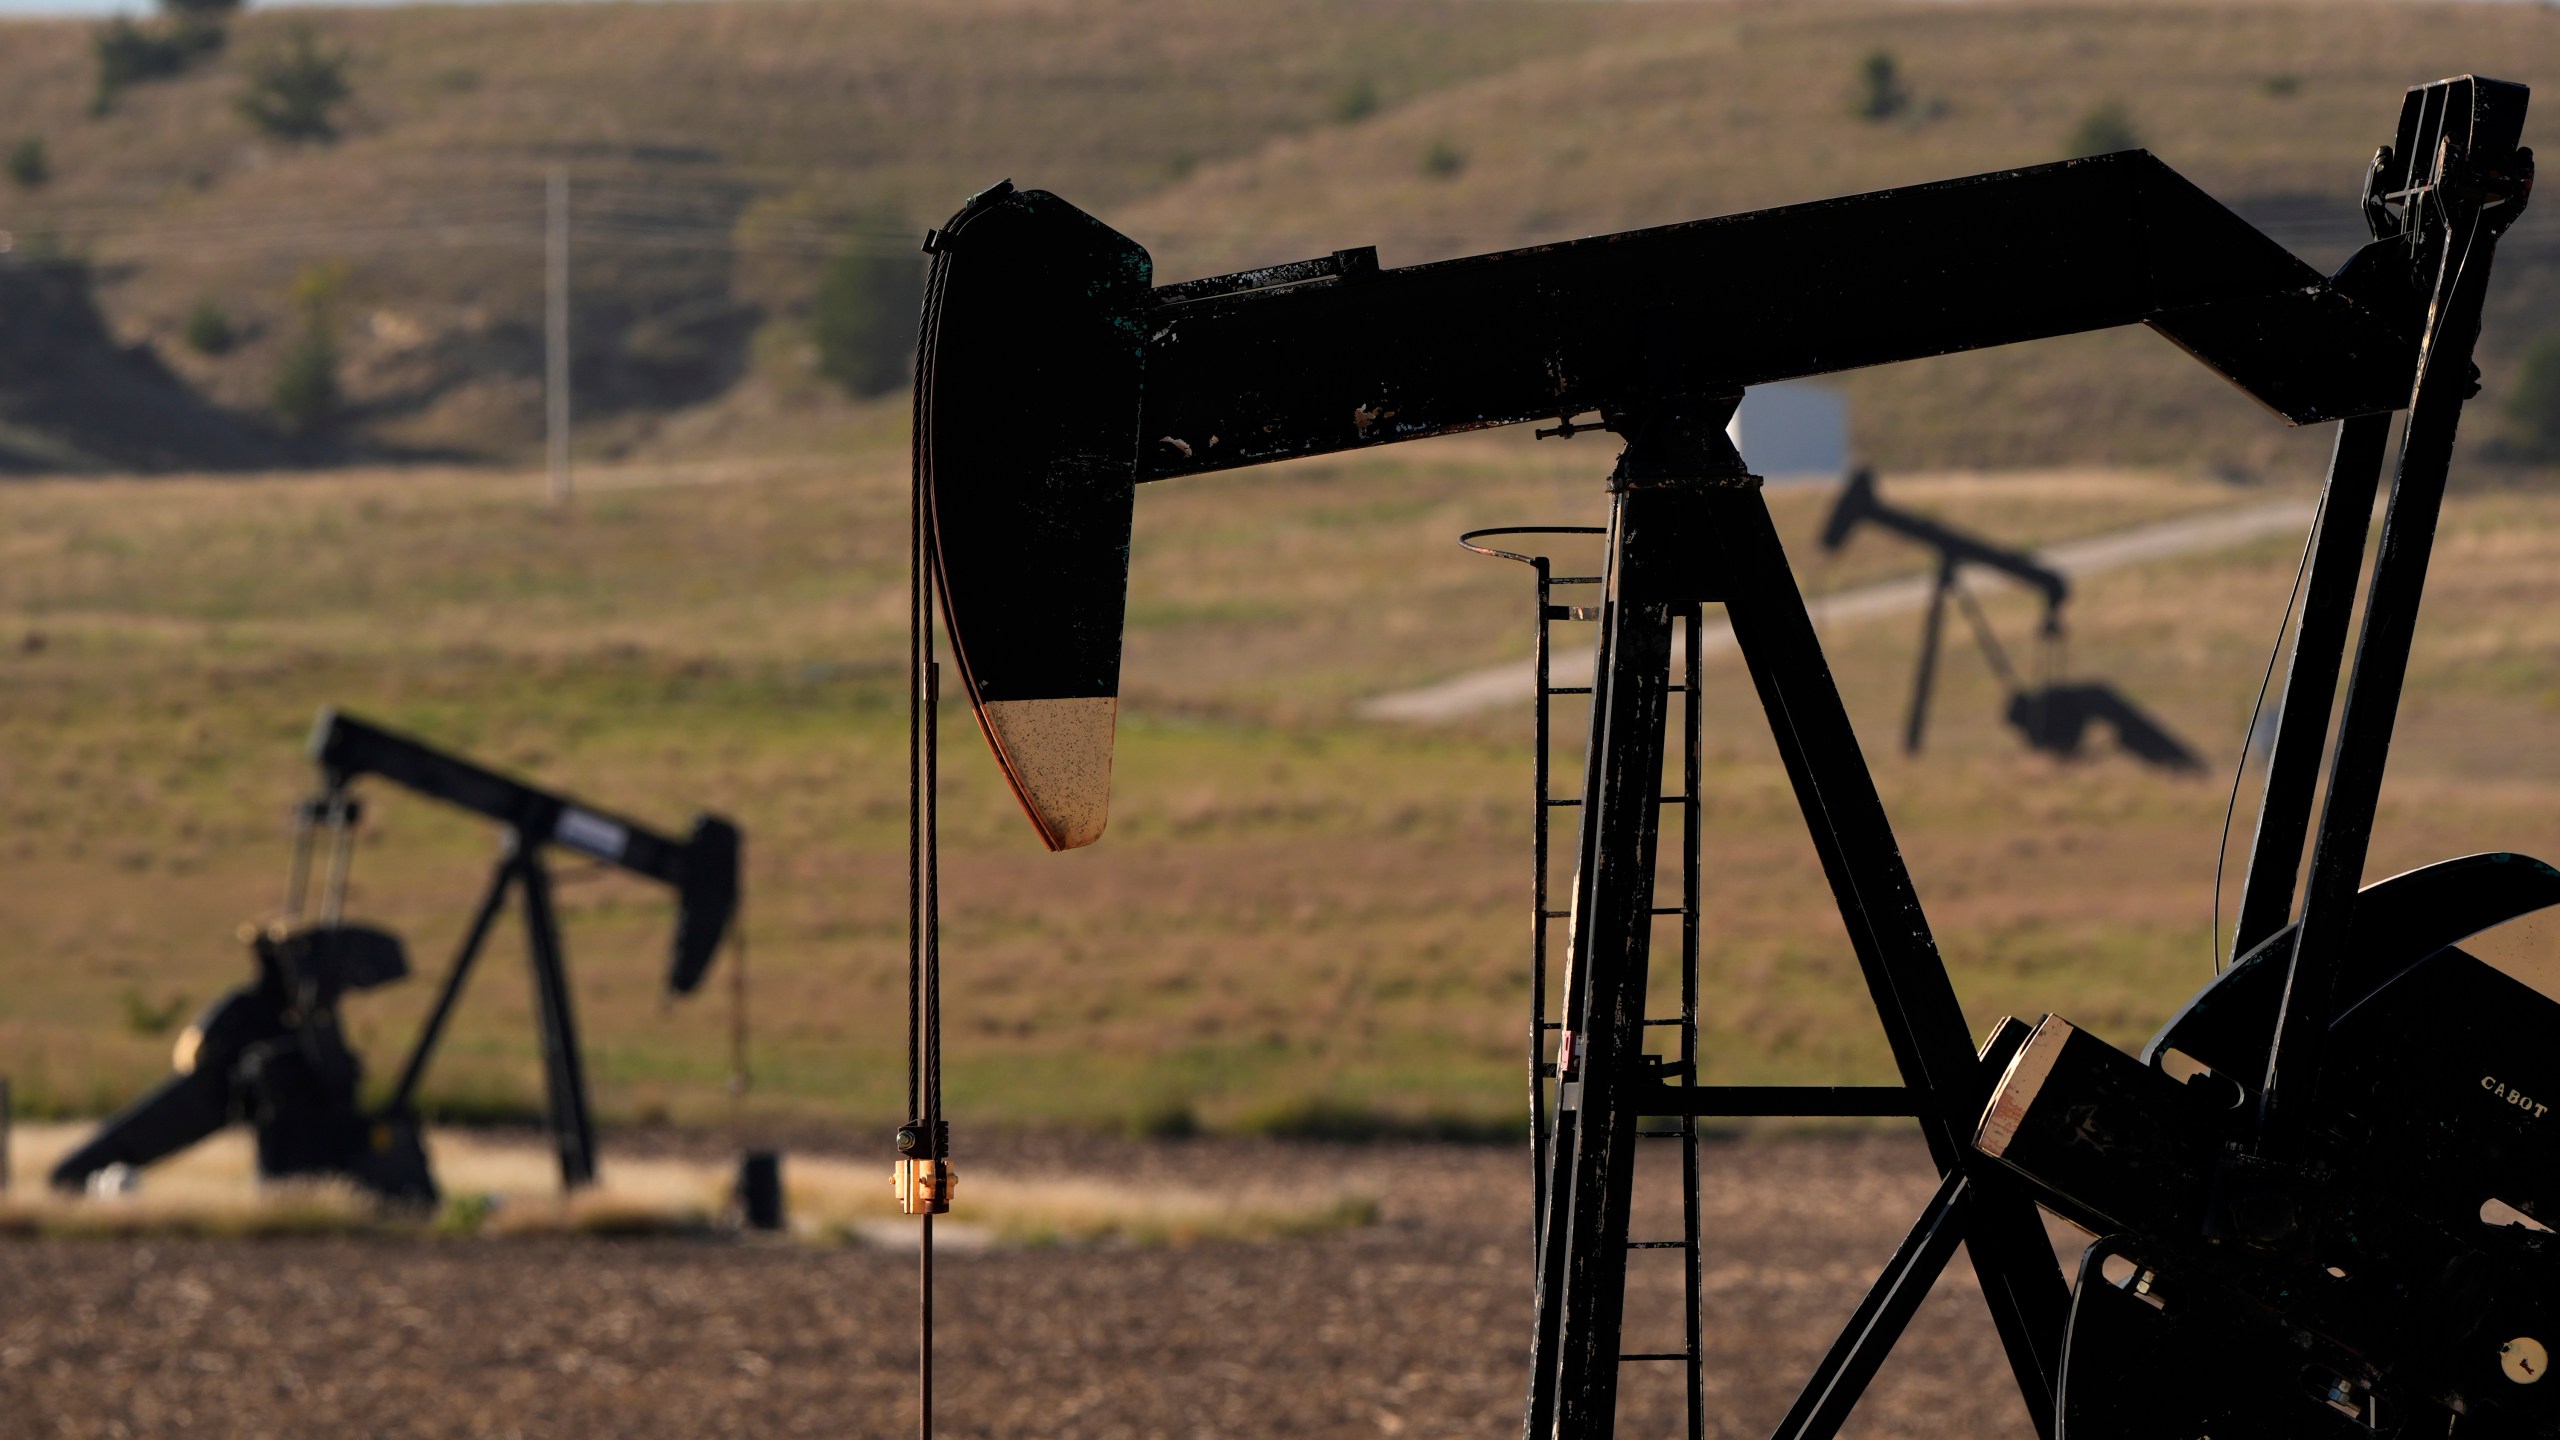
[51,707,742,1205]
[1819,465,2203,769]
[912,75,2542,1439]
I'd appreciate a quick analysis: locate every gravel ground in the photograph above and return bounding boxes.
[1,1133,2052,1439]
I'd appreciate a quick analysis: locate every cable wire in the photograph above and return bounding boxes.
[2207,186,2490,975]
[905,226,955,1440]
[2211,482,2324,973]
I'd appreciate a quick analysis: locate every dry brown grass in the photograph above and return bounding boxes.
[1129,1,2554,267]
[1,436,2554,1140]
[1113,0,2560,472]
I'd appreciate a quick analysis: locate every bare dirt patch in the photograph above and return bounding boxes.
[0,1133,2042,1439]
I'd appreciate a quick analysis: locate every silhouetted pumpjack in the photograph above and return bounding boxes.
[914,76,2552,1440]
[1820,465,2202,769]
[51,708,741,1204]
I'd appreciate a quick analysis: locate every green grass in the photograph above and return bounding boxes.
[3,439,2557,1140]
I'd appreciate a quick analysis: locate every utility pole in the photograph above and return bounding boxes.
[546,165,571,504]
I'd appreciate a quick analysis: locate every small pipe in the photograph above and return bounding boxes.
[320,794,357,925]
[283,794,319,923]
[920,1210,935,1440]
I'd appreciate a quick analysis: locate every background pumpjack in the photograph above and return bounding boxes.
[1819,465,2200,768]
[50,708,741,1205]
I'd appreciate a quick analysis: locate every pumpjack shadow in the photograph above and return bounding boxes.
[1821,465,2202,771]
[51,708,741,1205]
[915,77,2556,1439]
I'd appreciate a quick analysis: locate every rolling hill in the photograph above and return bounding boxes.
[3,0,2560,471]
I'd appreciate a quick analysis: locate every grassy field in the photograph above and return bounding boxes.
[6,0,2560,469]
[3,416,2556,1141]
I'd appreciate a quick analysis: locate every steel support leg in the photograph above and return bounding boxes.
[1903,558,1956,755]
[1768,1172,1972,1440]
[386,853,518,1113]
[2260,187,2512,1155]
[2230,412,2392,959]
[1525,420,2066,1439]
[518,848,599,1188]
[1714,488,2066,1438]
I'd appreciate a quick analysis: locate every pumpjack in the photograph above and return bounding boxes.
[916,76,2548,1438]
[1820,466,2202,768]
[51,708,741,1204]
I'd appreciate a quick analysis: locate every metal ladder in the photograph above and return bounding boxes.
[1465,526,1706,1440]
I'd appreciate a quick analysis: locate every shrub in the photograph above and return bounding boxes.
[1331,76,1379,125]
[2065,100,2141,158]
[90,16,222,116]
[272,260,346,434]
[1420,139,1465,178]
[161,0,241,19]
[120,987,189,1036]
[1123,1095,1201,1140]
[2504,332,2560,462]
[272,332,339,435]
[1855,49,1908,121]
[237,24,351,142]
[7,137,47,189]
[810,233,927,399]
[182,298,235,355]
[432,1191,498,1238]
[1234,1092,1385,1141]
